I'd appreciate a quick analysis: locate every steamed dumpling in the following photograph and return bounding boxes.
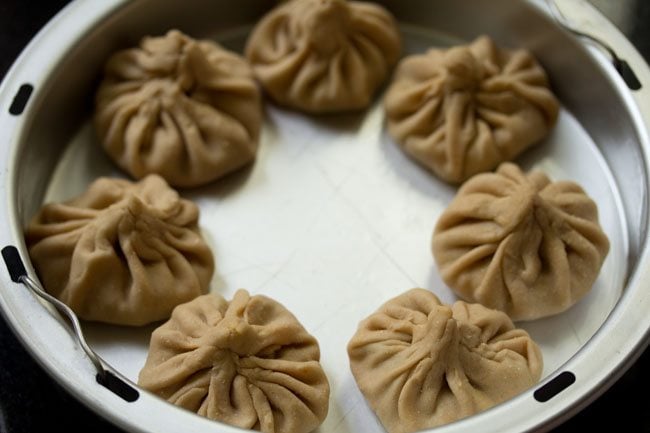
[138,289,330,433]
[25,175,214,326]
[245,0,401,113]
[95,30,262,188]
[433,163,610,321]
[348,288,542,433]
[385,35,560,183]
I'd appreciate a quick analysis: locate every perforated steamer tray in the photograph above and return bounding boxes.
[0,0,649,432]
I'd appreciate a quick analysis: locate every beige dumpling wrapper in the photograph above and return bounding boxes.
[25,175,214,326]
[245,0,401,113]
[433,163,610,321]
[385,35,560,183]
[138,289,330,433]
[95,30,262,188]
[347,288,542,433]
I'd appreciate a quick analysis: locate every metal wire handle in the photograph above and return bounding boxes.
[545,0,642,90]
[546,0,621,64]
[2,245,139,401]
[18,274,106,379]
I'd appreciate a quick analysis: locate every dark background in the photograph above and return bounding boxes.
[0,1,649,432]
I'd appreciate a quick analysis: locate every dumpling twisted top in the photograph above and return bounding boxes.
[25,175,214,326]
[348,288,542,433]
[246,0,401,113]
[139,289,330,433]
[385,36,559,183]
[433,163,610,320]
[95,30,262,188]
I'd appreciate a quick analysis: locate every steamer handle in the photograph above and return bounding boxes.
[547,0,642,91]
[1,245,139,402]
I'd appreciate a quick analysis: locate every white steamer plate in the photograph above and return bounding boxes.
[0,1,649,432]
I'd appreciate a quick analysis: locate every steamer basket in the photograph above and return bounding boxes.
[0,1,649,432]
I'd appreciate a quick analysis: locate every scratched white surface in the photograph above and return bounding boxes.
[42,27,628,433]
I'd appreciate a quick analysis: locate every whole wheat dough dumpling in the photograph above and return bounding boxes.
[433,163,610,321]
[245,0,401,113]
[25,175,214,326]
[95,29,262,188]
[348,288,542,433]
[385,35,560,183]
[139,289,330,433]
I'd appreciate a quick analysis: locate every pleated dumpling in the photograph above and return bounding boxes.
[348,288,543,433]
[433,163,610,321]
[95,30,262,188]
[25,175,214,326]
[138,289,330,433]
[385,35,560,183]
[245,0,401,113]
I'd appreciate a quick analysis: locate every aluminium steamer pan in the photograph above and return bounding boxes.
[0,0,650,432]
